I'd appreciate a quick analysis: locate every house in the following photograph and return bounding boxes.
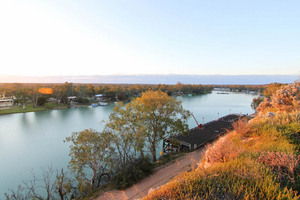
[67,96,77,102]
[95,94,109,101]
[0,99,14,107]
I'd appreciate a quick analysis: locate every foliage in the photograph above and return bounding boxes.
[264,82,284,98]
[112,156,154,189]
[205,132,242,164]
[65,129,113,190]
[258,152,300,184]
[107,90,191,162]
[257,82,300,114]
[106,102,144,167]
[251,97,264,110]
[37,96,47,106]
[135,90,191,161]
[76,97,90,104]
[232,117,251,136]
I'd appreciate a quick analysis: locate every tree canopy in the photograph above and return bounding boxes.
[106,90,191,162]
[65,129,112,190]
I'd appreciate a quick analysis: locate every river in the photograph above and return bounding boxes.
[0,91,257,197]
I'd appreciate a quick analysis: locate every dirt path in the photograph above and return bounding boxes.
[95,147,205,200]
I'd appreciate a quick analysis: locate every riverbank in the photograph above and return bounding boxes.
[0,104,69,115]
[0,103,95,115]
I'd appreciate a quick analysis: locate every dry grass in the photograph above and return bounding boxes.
[232,117,251,137]
[258,152,300,183]
[205,133,242,165]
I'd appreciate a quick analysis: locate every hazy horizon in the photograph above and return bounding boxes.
[0,74,298,85]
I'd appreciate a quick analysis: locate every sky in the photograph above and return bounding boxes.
[0,0,299,79]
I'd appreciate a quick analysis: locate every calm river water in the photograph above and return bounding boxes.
[0,91,257,197]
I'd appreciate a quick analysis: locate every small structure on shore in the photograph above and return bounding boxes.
[163,114,246,152]
[67,96,77,102]
[0,99,14,107]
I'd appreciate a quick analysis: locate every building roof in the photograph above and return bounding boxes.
[175,114,244,146]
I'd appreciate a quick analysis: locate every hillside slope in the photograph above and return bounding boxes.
[144,83,300,200]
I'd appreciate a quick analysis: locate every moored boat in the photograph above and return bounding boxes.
[98,102,109,106]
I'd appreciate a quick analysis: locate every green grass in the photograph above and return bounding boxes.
[0,103,68,115]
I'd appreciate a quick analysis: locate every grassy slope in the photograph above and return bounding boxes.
[143,112,300,200]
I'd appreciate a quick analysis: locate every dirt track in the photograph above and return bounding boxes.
[95,147,205,200]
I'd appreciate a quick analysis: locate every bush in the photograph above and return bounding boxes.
[232,118,251,137]
[205,133,242,164]
[45,102,56,110]
[258,152,300,184]
[112,156,154,189]
[77,97,90,104]
[37,96,47,106]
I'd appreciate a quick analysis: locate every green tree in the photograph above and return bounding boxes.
[15,87,29,109]
[75,84,88,98]
[108,90,191,162]
[53,82,73,104]
[251,97,264,111]
[65,129,112,190]
[29,86,40,108]
[106,102,146,166]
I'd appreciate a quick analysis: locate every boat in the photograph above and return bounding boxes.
[98,102,109,106]
[91,103,98,107]
[217,92,229,94]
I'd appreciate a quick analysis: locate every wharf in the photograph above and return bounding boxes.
[164,114,246,152]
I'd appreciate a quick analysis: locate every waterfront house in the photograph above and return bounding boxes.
[0,99,14,107]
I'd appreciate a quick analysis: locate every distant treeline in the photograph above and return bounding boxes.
[0,82,267,104]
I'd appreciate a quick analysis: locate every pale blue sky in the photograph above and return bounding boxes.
[0,0,299,77]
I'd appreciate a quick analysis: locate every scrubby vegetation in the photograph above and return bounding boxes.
[144,82,300,200]
[111,156,154,189]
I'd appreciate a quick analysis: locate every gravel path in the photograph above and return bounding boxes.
[95,147,205,200]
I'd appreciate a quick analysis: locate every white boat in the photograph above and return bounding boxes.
[98,102,109,106]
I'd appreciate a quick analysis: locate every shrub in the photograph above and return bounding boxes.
[112,156,154,189]
[205,133,242,164]
[37,96,47,106]
[77,97,90,104]
[232,117,251,137]
[257,82,300,114]
[45,102,56,110]
[258,152,300,185]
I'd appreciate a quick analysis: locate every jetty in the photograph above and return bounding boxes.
[163,114,246,152]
